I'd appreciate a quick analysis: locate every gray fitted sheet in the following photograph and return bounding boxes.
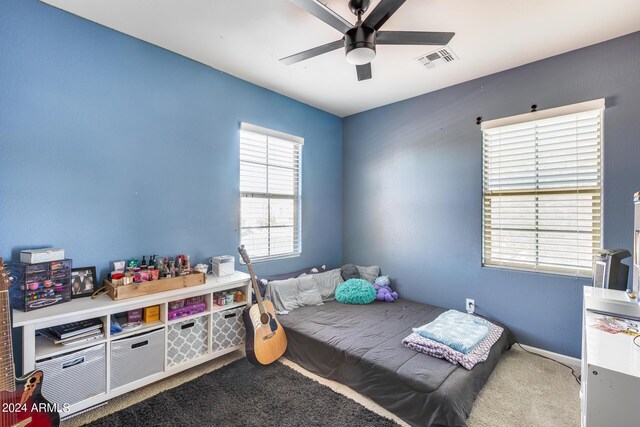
[279,299,514,427]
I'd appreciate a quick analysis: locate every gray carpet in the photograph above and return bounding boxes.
[66,348,580,427]
[85,357,396,427]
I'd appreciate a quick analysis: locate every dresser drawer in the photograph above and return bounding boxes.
[166,316,208,368]
[111,328,165,389]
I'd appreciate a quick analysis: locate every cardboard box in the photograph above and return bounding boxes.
[143,305,160,323]
[127,309,142,323]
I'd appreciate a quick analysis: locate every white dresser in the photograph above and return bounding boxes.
[581,287,640,427]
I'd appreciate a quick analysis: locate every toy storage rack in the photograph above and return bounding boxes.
[12,271,251,417]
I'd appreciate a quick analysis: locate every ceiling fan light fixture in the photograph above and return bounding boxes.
[345,25,376,65]
[346,46,376,65]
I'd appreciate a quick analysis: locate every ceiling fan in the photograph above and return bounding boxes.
[281,0,455,81]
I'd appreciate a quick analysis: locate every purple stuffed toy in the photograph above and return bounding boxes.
[373,276,398,302]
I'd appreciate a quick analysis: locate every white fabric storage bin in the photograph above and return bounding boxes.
[110,328,165,390]
[35,343,106,406]
[166,316,208,368]
[211,306,245,352]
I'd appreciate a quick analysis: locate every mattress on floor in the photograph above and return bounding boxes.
[278,299,514,427]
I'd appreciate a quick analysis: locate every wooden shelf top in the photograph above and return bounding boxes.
[13,272,250,328]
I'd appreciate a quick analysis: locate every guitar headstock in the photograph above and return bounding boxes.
[237,245,252,266]
[0,257,10,292]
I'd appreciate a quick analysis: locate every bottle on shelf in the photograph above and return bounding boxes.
[162,257,170,278]
[169,258,176,278]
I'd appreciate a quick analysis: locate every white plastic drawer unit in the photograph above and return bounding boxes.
[166,316,209,368]
[35,343,106,406]
[111,328,165,390]
[211,306,245,352]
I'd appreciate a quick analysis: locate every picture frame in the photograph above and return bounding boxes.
[71,266,97,299]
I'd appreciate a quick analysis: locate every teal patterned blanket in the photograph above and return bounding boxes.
[413,309,489,354]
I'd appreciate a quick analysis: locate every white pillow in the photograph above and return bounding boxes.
[265,278,299,313]
[296,275,323,307]
[312,268,342,300]
[357,265,380,283]
[265,276,323,313]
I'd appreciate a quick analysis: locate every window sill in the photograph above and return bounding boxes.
[481,263,592,280]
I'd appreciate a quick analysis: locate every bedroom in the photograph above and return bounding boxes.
[1,0,639,426]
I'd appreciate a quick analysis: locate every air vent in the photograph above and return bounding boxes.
[415,46,458,70]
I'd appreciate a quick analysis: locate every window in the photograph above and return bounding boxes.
[482,100,604,277]
[239,122,302,261]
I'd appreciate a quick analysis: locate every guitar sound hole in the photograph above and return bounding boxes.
[260,313,269,324]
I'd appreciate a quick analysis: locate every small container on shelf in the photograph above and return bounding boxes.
[212,289,246,309]
[168,302,206,321]
[127,309,143,323]
[235,290,245,302]
[184,296,204,306]
[143,305,160,323]
[10,259,73,312]
[168,299,185,310]
[50,259,71,271]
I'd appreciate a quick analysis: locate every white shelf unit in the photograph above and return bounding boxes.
[12,272,251,417]
[581,287,640,427]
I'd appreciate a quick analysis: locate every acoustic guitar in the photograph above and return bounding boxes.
[237,246,287,365]
[0,258,60,427]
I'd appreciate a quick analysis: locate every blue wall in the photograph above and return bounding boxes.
[0,0,343,282]
[3,0,639,362]
[343,32,640,357]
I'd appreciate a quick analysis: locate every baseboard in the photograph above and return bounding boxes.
[518,343,581,367]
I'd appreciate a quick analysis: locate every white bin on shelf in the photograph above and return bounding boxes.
[110,328,165,389]
[35,343,106,406]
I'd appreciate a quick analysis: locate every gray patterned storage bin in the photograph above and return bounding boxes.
[211,306,245,352]
[166,316,209,368]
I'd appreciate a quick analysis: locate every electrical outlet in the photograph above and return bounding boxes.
[466,298,475,314]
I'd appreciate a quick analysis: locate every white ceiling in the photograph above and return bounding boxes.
[41,0,640,117]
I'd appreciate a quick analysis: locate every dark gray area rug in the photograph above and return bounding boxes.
[86,358,397,426]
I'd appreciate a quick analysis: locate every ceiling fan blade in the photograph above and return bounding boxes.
[356,63,372,81]
[376,31,455,46]
[289,0,353,34]
[363,0,407,30]
[280,39,345,65]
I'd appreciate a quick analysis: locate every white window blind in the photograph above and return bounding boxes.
[481,100,603,277]
[240,123,303,261]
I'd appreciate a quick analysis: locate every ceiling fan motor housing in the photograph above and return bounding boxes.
[345,25,376,64]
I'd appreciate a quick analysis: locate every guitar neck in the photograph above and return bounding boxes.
[0,290,16,393]
[244,261,266,314]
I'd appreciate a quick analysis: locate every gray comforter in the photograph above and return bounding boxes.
[278,299,514,427]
